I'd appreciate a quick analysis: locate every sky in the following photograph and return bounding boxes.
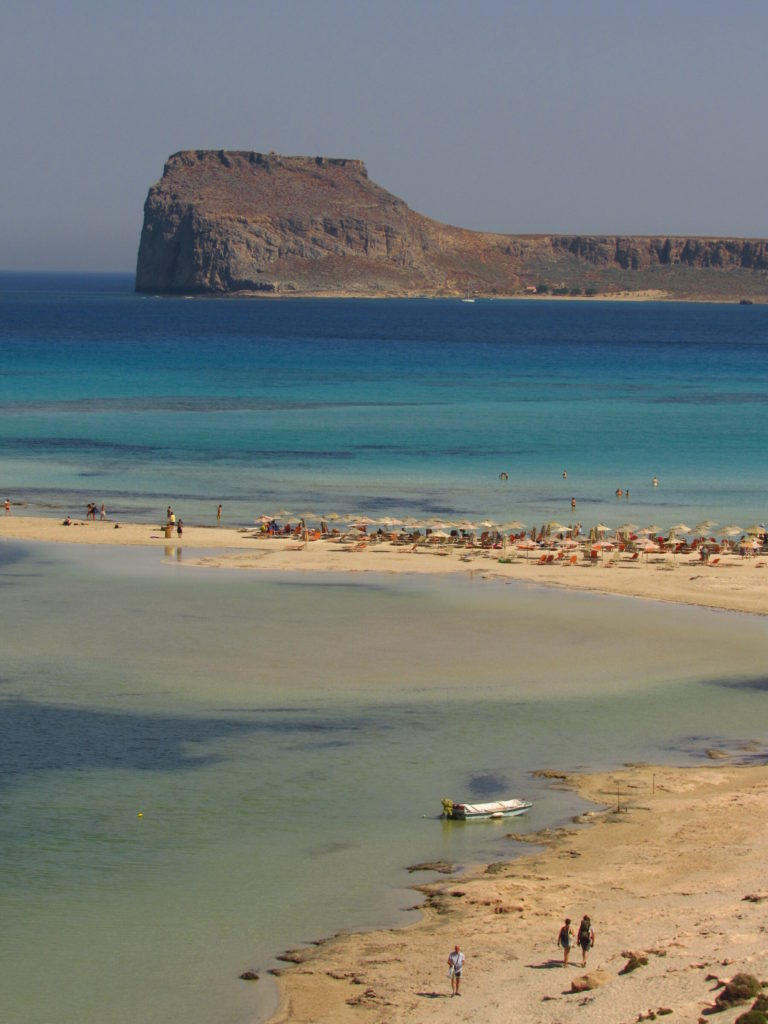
[3,0,768,272]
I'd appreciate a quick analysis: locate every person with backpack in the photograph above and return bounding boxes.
[577,915,595,967]
[557,918,574,966]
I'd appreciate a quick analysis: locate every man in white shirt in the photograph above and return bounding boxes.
[447,944,465,996]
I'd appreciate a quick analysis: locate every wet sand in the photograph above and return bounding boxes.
[3,515,768,617]
[269,762,768,1024]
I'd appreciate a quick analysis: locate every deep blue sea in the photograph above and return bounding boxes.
[2,274,768,1024]
[2,272,767,530]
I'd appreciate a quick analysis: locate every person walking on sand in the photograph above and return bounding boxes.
[4,498,10,515]
[577,915,595,967]
[447,944,465,996]
[557,918,574,966]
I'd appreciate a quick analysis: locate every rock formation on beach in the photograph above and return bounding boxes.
[136,150,768,299]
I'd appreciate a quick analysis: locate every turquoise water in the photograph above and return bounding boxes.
[1,273,767,530]
[2,542,768,1024]
[2,276,768,1024]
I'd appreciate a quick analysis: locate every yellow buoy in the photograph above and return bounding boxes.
[137,811,143,818]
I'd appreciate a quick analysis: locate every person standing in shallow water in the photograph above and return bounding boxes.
[217,504,222,521]
[558,918,574,966]
[577,915,595,967]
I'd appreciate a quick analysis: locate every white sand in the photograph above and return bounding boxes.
[3,516,767,617]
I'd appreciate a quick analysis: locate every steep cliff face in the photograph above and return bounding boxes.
[136,151,768,298]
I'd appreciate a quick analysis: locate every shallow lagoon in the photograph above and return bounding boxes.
[2,541,768,1024]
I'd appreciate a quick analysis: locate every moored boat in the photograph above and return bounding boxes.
[441,797,532,820]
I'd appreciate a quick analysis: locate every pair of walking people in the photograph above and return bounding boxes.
[557,915,594,967]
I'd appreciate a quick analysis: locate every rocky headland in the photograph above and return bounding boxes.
[136,151,768,300]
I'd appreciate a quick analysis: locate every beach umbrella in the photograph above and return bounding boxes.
[640,539,661,562]
[745,523,766,535]
[592,538,615,562]
[669,523,691,533]
[516,538,538,560]
[543,521,568,534]
[616,522,639,541]
[694,520,718,534]
[595,523,611,533]
[719,525,742,537]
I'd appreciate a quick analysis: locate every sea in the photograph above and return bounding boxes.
[2,272,768,1024]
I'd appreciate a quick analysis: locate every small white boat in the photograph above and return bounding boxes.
[441,797,532,820]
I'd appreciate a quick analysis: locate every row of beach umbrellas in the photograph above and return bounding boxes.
[256,511,766,546]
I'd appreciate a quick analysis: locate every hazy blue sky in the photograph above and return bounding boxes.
[3,0,768,271]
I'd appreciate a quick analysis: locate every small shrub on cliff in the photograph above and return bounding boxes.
[536,283,550,294]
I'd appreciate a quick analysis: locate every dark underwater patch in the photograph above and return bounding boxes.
[0,699,376,790]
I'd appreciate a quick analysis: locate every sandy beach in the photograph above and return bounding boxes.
[5,514,768,1024]
[268,761,768,1024]
[4,514,768,617]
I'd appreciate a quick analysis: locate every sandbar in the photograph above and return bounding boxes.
[3,515,768,617]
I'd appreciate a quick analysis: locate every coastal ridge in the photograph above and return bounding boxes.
[136,151,768,300]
